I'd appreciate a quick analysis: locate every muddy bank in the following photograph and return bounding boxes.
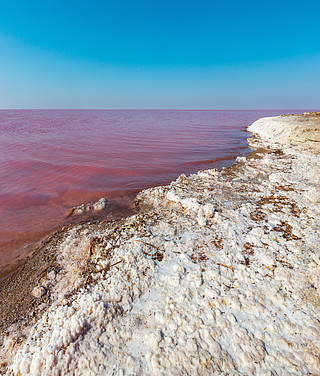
[0,190,141,279]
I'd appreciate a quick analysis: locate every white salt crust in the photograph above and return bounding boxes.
[3,115,320,375]
[248,113,320,152]
[70,197,107,215]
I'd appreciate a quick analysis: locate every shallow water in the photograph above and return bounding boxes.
[0,109,307,274]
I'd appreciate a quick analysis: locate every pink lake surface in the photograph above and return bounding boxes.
[0,109,307,275]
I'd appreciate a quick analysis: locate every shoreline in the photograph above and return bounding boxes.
[1,113,320,375]
[0,154,249,280]
[0,189,144,279]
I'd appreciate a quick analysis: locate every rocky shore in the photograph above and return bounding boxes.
[1,113,320,375]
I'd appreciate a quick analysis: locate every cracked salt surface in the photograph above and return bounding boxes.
[3,114,320,375]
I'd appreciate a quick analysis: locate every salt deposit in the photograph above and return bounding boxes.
[31,286,46,299]
[2,114,320,375]
[67,197,107,216]
[248,112,320,151]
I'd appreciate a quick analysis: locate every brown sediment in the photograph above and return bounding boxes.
[0,225,74,373]
[0,193,140,361]
[0,230,54,278]
[0,228,65,340]
[0,191,139,279]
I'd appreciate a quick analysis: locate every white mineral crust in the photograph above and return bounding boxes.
[3,114,320,375]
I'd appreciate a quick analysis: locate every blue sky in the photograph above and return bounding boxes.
[0,0,319,109]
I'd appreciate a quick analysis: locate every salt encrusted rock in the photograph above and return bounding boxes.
[165,190,180,203]
[197,212,207,226]
[202,203,215,218]
[236,156,246,162]
[68,197,107,216]
[32,286,46,298]
[166,189,215,225]
[197,203,215,226]
[46,271,56,280]
[197,169,219,179]
[92,197,107,210]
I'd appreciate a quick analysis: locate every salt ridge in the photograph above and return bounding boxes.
[2,114,320,375]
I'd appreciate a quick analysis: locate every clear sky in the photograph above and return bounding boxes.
[0,0,319,109]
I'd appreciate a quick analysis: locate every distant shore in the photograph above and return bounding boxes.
[1,112,320,375]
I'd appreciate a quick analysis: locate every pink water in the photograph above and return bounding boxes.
[0,109,306,275]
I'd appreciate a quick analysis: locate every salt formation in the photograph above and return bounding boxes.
[68,197,107,216]
[2,114,320,375]
[248,112,320,151]
[32,286,46,298]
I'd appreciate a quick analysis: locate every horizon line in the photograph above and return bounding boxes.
[0,108,317,111]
